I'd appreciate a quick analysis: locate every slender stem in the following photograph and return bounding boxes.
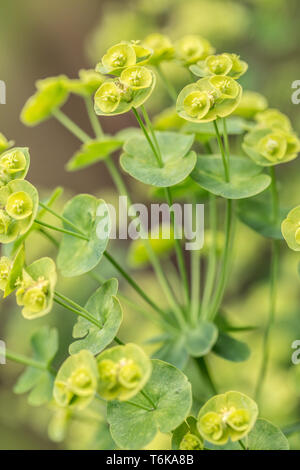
[190,249,200,326]
[208,199,233,321]
[255,168,280,402]
[222,118,230,171]
[34,219,89,242]
[125,400,153,412]
[201,194,218,319]
[195,357,217,395]
[38,202,87,237]
[282,422,300,436]
[52,108,91,143]
[156,65,178,102]
[85,96,104,137]
[213,120,229,182]
[54,297,101,328]
[5,349,53,373]
[54,291,101,326]
[37,228,59,248]
[239,440,246,450]
[103,251,167,320]
[132,107,163,167]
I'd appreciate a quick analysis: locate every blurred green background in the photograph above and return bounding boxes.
[1,0,300,450]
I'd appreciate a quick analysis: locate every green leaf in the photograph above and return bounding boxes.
[107,359,192,449]
[191,155,271,199]
[185,322,218,357]
[237,196,287,239]
[247,419,289,450]
[153,336,189,370]
[120,131,196,187]
[66,138,123,171]
[21,76,69,126]
[212,332,250,362]
[57,195,110,277]
[172,416,203,450]
[151,177,208,202]
[14,326,58,406]
[69,279,122,355]
[183,117,247,142]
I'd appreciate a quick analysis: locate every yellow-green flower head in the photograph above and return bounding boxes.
[255,108,292,132]
[143,33,174,64]
[128,40,153,65]
[233,90,268,119]
[97,343,152,401]
[197,391,258,445]
[281,206,300,251]
[120,65,152,90]
[175,35,215,65]
[191,53,248,80]
[54,350,98,411]
[94,82,121,113]
[243,127,300,166]
[177,76,242,123]
[0,180,38,244]
[0,148,30,187]
[0,133,14,154]
[100,43,136,74]
[21,76,69,126]
[0,257,12,291]
[16,258,57,319]
[179,433,203,451]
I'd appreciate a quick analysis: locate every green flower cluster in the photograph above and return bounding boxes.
[94,41,156,116]
[197,391,258,445]
[243,109,300,166]
[176,44,245,123]
[53,344,152,410]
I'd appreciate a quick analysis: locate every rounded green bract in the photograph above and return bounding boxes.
[281,205,300,251]
[191,53,247,79]
[54,350,98,410]
[143,33,174,64]
[120,65,152,90]
[97,343,152,401]
[100,43,137,74]
[197,391,258,445]
[0,148,30,187]
[255,108,292,132]
[174,35,215,65]
[233,90,268,119]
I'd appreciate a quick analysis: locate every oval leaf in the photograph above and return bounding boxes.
[185,321,218,357]
[66,138,123,172]
[247,419,289,450]
[212,332,250,362]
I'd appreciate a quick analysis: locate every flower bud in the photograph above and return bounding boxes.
[205,54,233,76]
[179,433,203,451]
[199,412,224,442]
[0,133,14,154]
[256,109,292,132]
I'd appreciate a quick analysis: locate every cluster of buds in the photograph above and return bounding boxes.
[243,109,300,166]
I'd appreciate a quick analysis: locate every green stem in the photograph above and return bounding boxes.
[34,219,89,242]
[52,108,90,143]
[54,291,101,326]
[54,297,101,328]
[222,117,230,171]
[125,400,154,412]
[37,228,59,248]
[213,120,229,182]
[255,168,280,402]
[208,198,233,321]
[195,357,217,395]
[132,107,163,167]
[38,202,87,237]
[5,349,54,373]
[156,65,178,102]
[201,194,218,319]
[190,249,200,326]
[85,96,104,137]
[282,422,300,436]
[238,440,246,450]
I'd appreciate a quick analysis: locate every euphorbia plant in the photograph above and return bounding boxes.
[1,32,298,451]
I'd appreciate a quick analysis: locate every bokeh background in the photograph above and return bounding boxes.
[1,0,300,449]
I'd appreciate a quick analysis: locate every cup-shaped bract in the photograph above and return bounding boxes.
[0,148,30,187]
[16,257,57,319]
[120,65,153,90]
[172,416,204,450]
[97,343,152,401]
[21,76,69,126]
[233,90,268,119]
[66,69,106,97]
[143,33,174,64]
[281,206,300,251]
[0,257,12,291]
[174,35,215,65]
[94,69,156,116]
[255,108,292,132]
[177,76,242,123]
[243,127,300,166]
[0,244,24,297]
[53,350,98,411]
[197,391,258,445]
[98,43,137,75]
[191,53,247,80]
[129,40,153,65]
[0,133,14,154]
[0,180,39,243]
